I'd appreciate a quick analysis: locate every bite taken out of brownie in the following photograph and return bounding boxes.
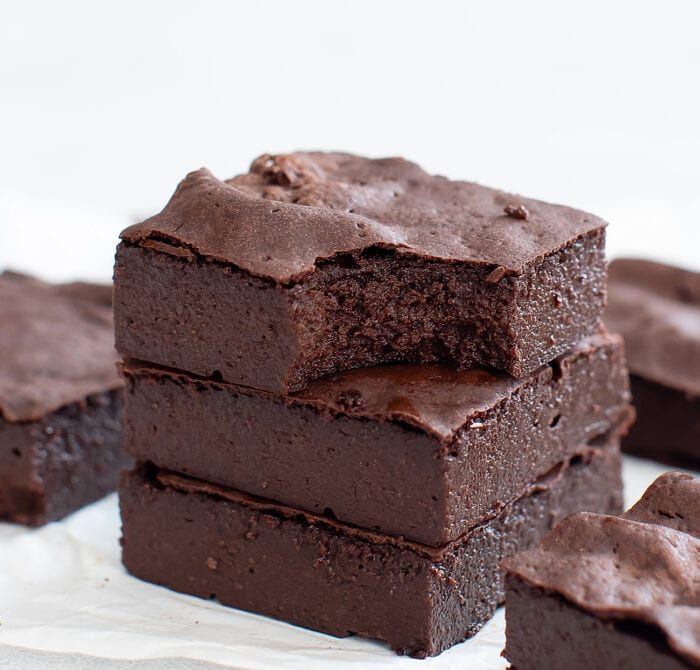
[0,271,129,526]
[114,152,608,394]
[502,472,700,670]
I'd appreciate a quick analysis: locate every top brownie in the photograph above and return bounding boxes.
[0,271,121,422]
[502,472,700,668]
[606,258,700,396]
[115,152,607,393]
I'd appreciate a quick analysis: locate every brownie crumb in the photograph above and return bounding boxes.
[485,266,507,284]
[504,204,530,221]
[336,389,364,411]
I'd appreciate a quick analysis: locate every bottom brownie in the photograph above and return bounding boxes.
[0,389,128,526]
[624,374,700,468]
[504,577,696,670]
[120,444,622,658]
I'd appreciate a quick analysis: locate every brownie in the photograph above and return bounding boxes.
[502,472,700,670]
[122,331,631,545]
[606,259,700,465]
[120,444,623,658]
[114,152,608,393]
[0,271,128,526]
[623,375,700,469]
[606,258,700,395]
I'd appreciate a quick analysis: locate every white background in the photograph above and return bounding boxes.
[0,2,699,669]
[1,0,699,282]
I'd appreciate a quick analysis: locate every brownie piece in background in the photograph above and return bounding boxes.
[606,259,700,467]
[0,271,128,526]
[501,472,700,670]
[122,331,631,545]
[114,152,608,394]
[121,444,622,659]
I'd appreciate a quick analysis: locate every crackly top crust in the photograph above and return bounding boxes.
[606,258,700,396]
[123,331,620,442]
[0,271,121,422]
[120,152,606,284]
[502,472,700,667]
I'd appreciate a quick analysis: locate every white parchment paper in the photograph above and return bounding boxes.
[0,456,690,669]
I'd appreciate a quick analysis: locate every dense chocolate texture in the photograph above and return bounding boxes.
[0,271,126,525]
[115,152,607,392]
[623,375,700,468]
[122,332,631,545]
[0,390,128,526]
[504,578,697,670]
[120,445,623,658]
[606,258,700,396]
[502,472,700,669]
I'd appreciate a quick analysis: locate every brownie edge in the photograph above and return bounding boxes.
[502,472,700,669]
[121,444,622,658]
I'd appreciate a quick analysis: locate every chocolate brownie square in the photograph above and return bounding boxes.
[121,445,622,658]
[606,259,700,467]
[502,472,700,670]
[0,271,128,525]
[114,152,608,393]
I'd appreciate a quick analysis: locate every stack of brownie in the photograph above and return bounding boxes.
[115,153,632,657]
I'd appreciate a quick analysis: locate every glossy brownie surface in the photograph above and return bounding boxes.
[502,472,700,669]
[115,153,608,391]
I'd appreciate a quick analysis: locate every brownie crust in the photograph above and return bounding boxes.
[122,332,631,545]
[115,153,608,391]
[120,445,622,658]
[0,389,128,526]
[0,271,121,421]
[623,375,700,468]
[0,271,127,525]
[502,472,700,669]
[606,258,700,396]
[504,577,697,670]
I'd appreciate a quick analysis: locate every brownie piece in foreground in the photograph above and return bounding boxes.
[502,472,700,670]
[121,444,622,658]
[0,271,127,526]
[122,331,631,545]
[114,152,608,393]
[606,259,700,466]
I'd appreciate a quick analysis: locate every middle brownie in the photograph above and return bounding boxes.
[123,330,631,546]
